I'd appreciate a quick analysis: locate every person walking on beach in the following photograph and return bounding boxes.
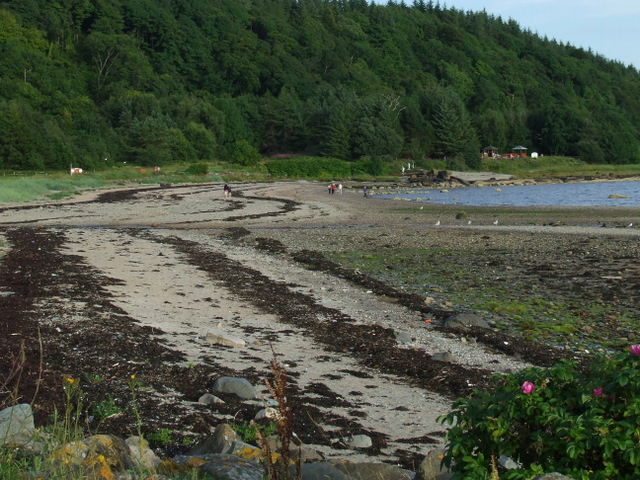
[331,183,336,194]
[363,186,368,198]
[338,183,343,194]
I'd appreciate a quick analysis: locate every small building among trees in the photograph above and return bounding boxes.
[512,145,528,157]
[482,145,499,158]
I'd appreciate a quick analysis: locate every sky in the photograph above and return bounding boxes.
[390,0,640,69]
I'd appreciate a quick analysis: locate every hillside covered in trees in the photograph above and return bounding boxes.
[1,0,639,173]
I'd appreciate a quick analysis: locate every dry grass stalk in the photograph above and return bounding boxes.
[254,347,301,480]
[1,327,44,410]
[1,341,26,409]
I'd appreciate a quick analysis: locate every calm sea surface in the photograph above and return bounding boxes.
[373,181,640,207]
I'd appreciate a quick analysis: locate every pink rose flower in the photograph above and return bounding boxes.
[593,387,604,397]
[631,345,640,356]
[521,381,535,395]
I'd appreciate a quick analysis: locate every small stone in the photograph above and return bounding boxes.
[206,329,246,348]
[198,393,224,405]
[345,434,372,449]
[212,377,257,399]
[432,352,456,363]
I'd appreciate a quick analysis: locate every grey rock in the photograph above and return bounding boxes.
[345,434,372,449]
[444,313,490,330]
[498,454,521,469]
[0,404,35,448]
[395,330,413,344]
[174,453,264,480]
[431,352,456,363]
[415,448,451,480]
[212,377,257,399]
[301,461,351,480]
[265,435,324,463]
[332,460,414,480]
[228,440,263,462]
[48,434,135,473]
[532,474,576,480]
[189,424,238,455]
[206,329,246,348]
[255,407,277,420]
[125,436,161,469]
[198,393,224,405]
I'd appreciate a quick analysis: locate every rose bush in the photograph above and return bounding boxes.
[440,345,640,479]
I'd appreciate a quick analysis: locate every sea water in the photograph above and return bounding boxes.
[372,181,640,207]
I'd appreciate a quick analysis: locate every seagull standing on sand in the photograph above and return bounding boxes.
[627,223,633,228]
[468,220,472,225]
[493,219,499,225]
[435,220,441,226]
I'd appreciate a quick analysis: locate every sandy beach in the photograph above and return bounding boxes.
[1,179,639,470]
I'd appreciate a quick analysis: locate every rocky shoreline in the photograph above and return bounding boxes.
[343,169,640,194]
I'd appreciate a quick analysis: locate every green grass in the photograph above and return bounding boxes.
[2,156,639,205]
[481,156,640,179]
[147,427,173,446]
[0,175,105,202]
[230,420,278,443]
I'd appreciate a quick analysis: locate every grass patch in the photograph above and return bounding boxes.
[91,395,123,421]
[326,248,636,353]
[0,175,105,202]
[230,420,278,444]
[482,156,640,179]
[147,427,173,446]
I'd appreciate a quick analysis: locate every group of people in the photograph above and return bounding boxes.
[328,183,343,194]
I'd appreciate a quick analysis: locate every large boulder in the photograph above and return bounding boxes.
[125,435,161,469]
[331,460,413,480]
[415,448,452,480]
[189,423,238,455]
[0,404,35,448]
[47,434,135,480]
[172,453,264,480]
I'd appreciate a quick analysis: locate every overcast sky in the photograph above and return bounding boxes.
[383,0,640,69]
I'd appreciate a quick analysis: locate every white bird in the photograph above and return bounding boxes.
[435,220,440,226]
[627,223,634,228]
[493,219,499,225]
[467,220,472,225]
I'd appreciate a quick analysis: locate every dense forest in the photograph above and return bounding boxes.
[1,0,639,173]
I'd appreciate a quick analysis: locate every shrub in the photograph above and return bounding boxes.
[185,162,208,175]
[265,156,351,179]
[440,345,640,479]
[228,139,261,166]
